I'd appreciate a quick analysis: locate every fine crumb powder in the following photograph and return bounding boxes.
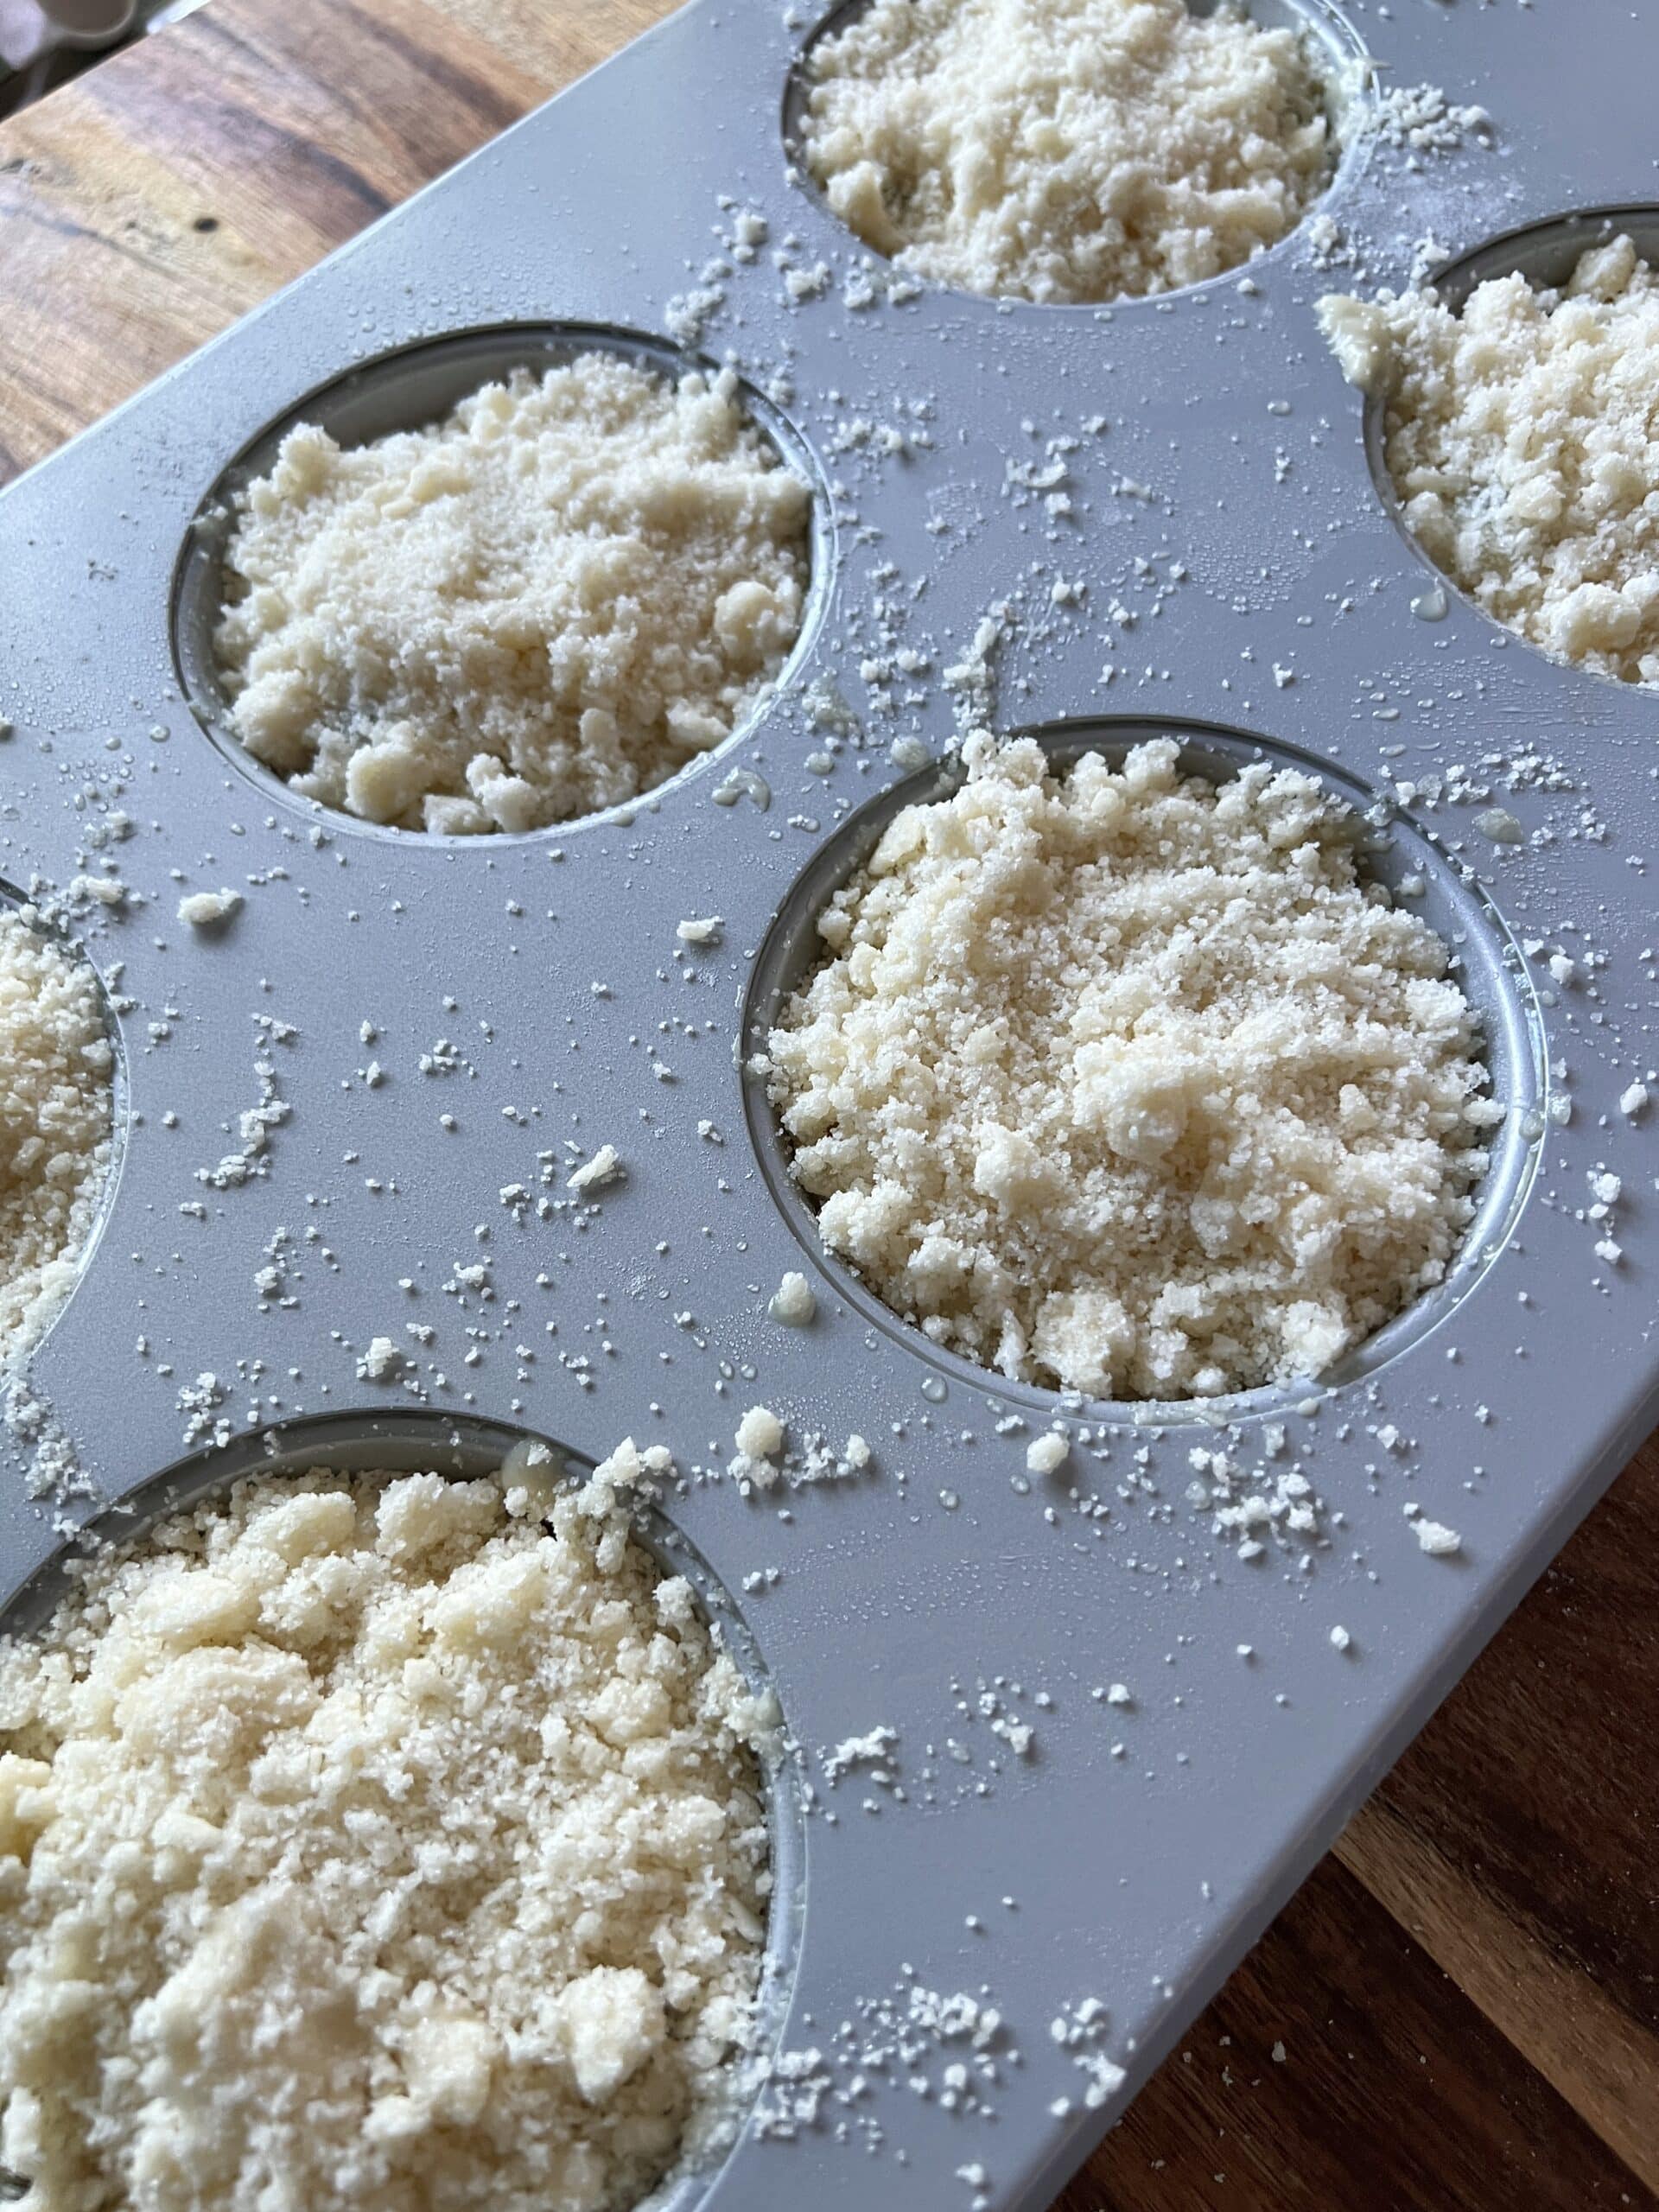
[0,910,113,1357]
[799,0,1338,303]
[1319,235,1659,684]
[214,356,811,832]
[0,1444,776,2212]
[761,734,1497,1400]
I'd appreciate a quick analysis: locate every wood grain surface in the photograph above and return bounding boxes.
[1,4,1655,2203]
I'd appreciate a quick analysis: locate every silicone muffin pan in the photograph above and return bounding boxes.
[0,2,1654,2206]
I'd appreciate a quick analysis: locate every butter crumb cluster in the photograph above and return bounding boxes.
[0,1442,776,2212]
[761,735,1496,1400]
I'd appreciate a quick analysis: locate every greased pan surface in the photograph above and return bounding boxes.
[0,3,1655,2206]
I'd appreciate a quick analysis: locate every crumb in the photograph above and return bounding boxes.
[357,1335,400,1381]
[566,1144,624,1194]
[1412,1516,1463,1556]
[176,888,245,929]
[1026,1431,1070,1476]
[735,1406,785,1459]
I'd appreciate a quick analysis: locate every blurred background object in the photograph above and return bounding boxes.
[0,0,205,115]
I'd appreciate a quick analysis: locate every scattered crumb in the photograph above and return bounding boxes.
[734,1405,785,1460]
[176,888,244,929]
[567,1144,624,1194]
[357,1335,400,1382]
[1412,1516,1463,1557]
[823,1726,899,1783]
[768,1270,817,1326]
[1025,1431,1069,1477]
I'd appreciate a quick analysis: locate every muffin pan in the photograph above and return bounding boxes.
[0,1,1656,2205]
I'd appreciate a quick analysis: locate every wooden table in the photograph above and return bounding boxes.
[2,5,1655,2202]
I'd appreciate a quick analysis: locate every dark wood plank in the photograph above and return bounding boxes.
[1061,1853,1655,2212]
[1337,1431,1659,2189]
[0,0,671,480]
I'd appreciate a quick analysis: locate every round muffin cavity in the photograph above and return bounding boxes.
[213,354,811,833]
[798,0,1338,304]
[0,907,113,1357]
[1320,233,1659,684]
[0,1440,777,2212]
[759,734,1498,1401]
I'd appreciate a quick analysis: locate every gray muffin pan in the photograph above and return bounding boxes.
[0,1,1655,2205]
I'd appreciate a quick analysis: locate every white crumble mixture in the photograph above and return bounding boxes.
[0,911,113,1357]
[1320,235,1659,685]
[799,0,1339,303]
[213,355,810,831]
[0,1442,776,2212]
[760,734,1496,1400]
